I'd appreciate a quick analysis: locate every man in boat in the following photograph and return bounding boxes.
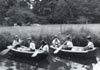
[39,40,49,53]
[84,36,94,50]
[12,35,23,49]
[52,35,61,48]
[31,40,49,57]
[27,37,36,51]
[63,34,73,50]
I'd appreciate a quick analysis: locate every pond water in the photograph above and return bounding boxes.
[0,49,100,70]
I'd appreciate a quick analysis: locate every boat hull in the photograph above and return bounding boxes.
[50,46,98,59]
[8,49,48,60]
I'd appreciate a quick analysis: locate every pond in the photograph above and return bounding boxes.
[0,49,100,70]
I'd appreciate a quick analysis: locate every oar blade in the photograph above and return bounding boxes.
[0,49,10,55]
[31,50,39,57]
[54,45,63,54]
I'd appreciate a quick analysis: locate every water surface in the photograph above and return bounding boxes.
[0,49,100,70]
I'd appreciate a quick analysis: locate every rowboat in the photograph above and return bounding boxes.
[50,45,98,58]
[8,47,48,60]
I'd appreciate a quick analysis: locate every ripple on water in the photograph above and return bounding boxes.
[0,53,100,70]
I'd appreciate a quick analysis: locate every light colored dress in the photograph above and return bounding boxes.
[52,38,60,48]
[63,41,73,49]
[12,39,22,48]
[42,45,49,52]
[29,42,35,50]
[67,41,73,48]
[86,41,94,49]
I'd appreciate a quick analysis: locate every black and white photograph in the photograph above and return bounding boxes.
[0,0,100,70]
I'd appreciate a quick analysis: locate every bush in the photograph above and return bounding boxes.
[61,27,100,47]
[0,32,13,51]
[0,25,100,51]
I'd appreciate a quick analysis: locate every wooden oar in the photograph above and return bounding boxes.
[31,45,43,57]
[0,46,13,55]
[54,41,67,54]
[0,49,10,55]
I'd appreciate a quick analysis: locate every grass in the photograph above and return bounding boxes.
[0,24,100,51]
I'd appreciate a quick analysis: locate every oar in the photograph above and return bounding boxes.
[0,49,10,55]
[54,41,67,54]
[0,46,13,55]
[31,45,43,57]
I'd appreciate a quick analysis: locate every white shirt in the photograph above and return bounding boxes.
[52,38,60,45]
[12,39,22,47]
[29,42,35,50]
[42,45,49,52]
[66,41,73,48]
[86,41,94,48]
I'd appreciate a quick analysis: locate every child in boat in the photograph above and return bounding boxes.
[63,34,73,50]
[12,35,22,49]
[84,36,94,50]
[27,37,35,51]
[39,40,49,53]
[52,35,61,48]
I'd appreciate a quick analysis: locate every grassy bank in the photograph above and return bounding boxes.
[0,24,100,51]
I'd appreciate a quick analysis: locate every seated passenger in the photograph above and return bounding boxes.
[63,35,73,50]
[27,37,35,51]
[84,36,94,50]
[52,35,61,48]
[39,40,49,53]
[12,35,22,49]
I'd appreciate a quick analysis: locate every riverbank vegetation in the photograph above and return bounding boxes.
[1,0,100,26]
[0,24,100,51]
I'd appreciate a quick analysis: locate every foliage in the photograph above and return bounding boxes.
[1,0,100,25]
[0,24,100,51]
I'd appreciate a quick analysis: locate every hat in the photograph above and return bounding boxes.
[15,35,18,37]
[87,36,92,39]
[54,35,57,37]
[66,34,71,39]
[15,35,19,39]
[41,40,46,45]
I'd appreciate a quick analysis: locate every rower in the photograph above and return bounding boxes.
[39,40,49,53]
[27,37,35,51]
[63,34,73,50]
[12,35,22,49]
[52,35,60,48]
[84,36,94,50]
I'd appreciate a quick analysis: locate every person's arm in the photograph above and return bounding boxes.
[85,42,90,48]
[58,40,61,45]
[12,40,18,47]
[46,45,49,52]
[52,40,55,45]
[19,39,23,44]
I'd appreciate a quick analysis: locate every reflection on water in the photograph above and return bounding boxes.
[0,49,100,70]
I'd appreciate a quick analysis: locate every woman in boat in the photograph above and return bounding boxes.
[12,35,22,49]
[39,40,49,53]
[84,36,94,50]
[63,34,73,50]
[52,35,61,48]
[27,37,36,51]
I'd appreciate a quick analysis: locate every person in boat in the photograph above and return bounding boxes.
[52,35,61,48]
[63,34,73,50]
[12,35,22,49]
[84,36,94,50]
[39,40,49,53]
[27,37,36,51]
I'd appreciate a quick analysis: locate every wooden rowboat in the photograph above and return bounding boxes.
[50,45,98,58]
[8,48,48,60]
